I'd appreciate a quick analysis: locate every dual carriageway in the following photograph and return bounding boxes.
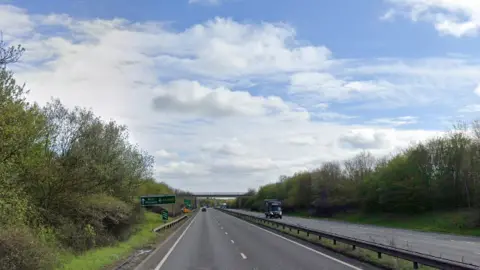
[134,206,480,269]
[136,207,371,270]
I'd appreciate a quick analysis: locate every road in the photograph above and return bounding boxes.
[230,209,480,266]
[136,209,374,270]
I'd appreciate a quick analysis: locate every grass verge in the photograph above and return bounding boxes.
[56,212,187,270]
[238,209,480,236]
[324,209,480,237]
[236,214,438,270]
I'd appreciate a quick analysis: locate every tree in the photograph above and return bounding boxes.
[0,36,24,67]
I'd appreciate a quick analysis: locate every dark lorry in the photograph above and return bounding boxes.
[264,199,282,219]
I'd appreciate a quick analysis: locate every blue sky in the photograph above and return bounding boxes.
[1,0,480,191]
[11,0,480,58]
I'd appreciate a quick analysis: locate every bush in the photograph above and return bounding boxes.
[53,195,145,252]
[0,227,56,270]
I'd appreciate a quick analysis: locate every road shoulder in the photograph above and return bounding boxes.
[133,212,198,270]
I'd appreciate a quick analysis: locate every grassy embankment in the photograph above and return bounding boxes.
[290,209,480,236]
[57,212,187,270]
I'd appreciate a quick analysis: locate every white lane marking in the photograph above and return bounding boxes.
[223,212,362,270]
[220,227,223,229]
[240,253,247,259]
[225,232,228,235]
[154,214,199,270]
[231,240,235,244]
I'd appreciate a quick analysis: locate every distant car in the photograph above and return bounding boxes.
[201,207,207,212]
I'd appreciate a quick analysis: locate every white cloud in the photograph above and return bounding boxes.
[155,161,210,176]
[151,80,303,118]
[339,129,392,149]
[312,112,356,121]
[0,4,454,192]
[475,83,480,96]
[201,138,248,156]
[289,72,392,101]
[459,104,480,113]
[380,9,396,21]
[287,136,317,146]
[155,149,179,159]
[341,58,480,108]
[0,5,33,39]
[384,0,480,37]
[368,116,418,126]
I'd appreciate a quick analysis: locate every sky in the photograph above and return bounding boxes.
[1,0,480,192]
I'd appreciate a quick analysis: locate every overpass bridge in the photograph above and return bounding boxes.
[191,192,251,198]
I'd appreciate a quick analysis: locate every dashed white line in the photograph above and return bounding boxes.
[222,211,362,270]
[240,253,247,259]
[220,227,223,229]
[225,232,228,235]
[231,240,235,244]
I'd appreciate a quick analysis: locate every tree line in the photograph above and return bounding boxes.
[0,41,173,269]
[232,123,480,225]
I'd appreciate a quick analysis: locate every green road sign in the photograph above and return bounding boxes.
[162,210,168,222]
[140,195,176,206]
[184,199,192,208]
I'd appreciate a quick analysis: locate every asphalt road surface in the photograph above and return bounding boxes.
[137,209,374,270]
[229,209,480,266]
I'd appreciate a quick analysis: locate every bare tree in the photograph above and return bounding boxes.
[343,151,376,182]
[0,33,25,67]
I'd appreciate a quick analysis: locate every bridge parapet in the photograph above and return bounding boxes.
[192,192,250,197]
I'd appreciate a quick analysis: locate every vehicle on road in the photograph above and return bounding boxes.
[201,207,207,212]
[264,199,282,219]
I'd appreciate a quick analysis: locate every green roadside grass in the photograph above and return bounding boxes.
[57,212,186,270]
[283,209,480,236]
[325,209,480,237]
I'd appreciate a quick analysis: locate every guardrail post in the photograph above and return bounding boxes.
[318,235,321,240]
[307,232,309,237]
[352,245,356,250]
[333,239,336,245]
[413,262,418,269]
[377,252,381,259]
[297,229,300,234]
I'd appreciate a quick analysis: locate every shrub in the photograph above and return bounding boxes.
[0,226,56,270]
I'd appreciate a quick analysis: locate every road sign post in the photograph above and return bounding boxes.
[162,210,168,223]
[140,195,176,206]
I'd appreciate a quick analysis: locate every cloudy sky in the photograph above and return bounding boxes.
[1,0,480,192]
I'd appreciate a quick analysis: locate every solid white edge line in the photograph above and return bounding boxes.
[154,213,199,270]
[240,252,247,259]
[220,210,363,270]
[134,215,192,270]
